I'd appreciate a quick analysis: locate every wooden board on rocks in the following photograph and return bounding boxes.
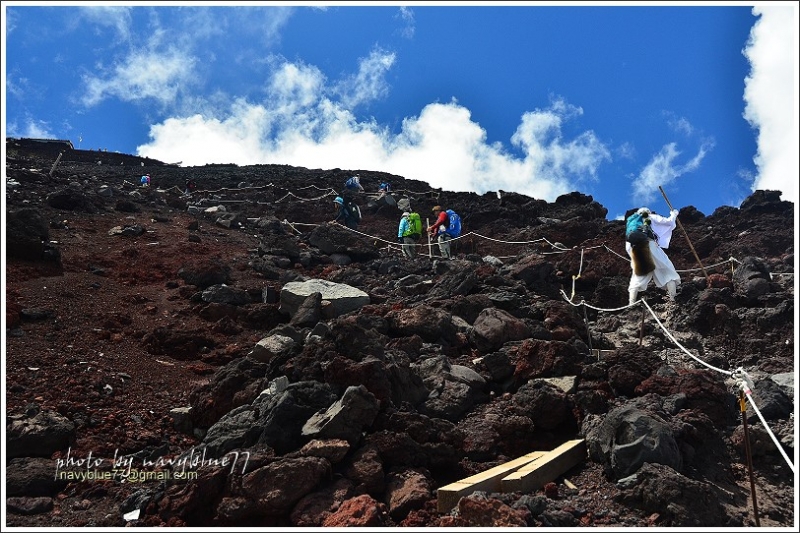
[436,439,587,513]
[436,451,545,513]
[501,439,587,493]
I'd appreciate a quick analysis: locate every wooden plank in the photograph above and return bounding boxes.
[500,439,587,493]
[436,451,545,513]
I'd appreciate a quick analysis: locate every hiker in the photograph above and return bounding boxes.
[332,196,361,230]
[184,179,196,195]
[428,205,461,260]
[625,207,681,305]
[397,211,422,259]
[342,175,364,197]
[140,174,150,187]
[369,181,396,213]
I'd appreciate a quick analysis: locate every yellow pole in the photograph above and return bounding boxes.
[739,391,761,526]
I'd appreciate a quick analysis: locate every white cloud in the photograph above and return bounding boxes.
[664,112,693,136]
[138,56,612,204]
[269,61,327,113]
[396,7,415,39]
[7,117,54,139]
[81,47,197,108]
[77,6,133,42]
[633,140,714,206]
[5,71,28,100]
[742,4,799,206]
[177,7,294,47]
[616,142,636,161]
[335,48,396,110]
[5,6,19,34]
[510,100,611,193]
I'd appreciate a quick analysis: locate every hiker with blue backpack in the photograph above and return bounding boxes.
[397,211,422,258]
[625,207,681,306]
[428,205,461,260]
[342,175,364,196]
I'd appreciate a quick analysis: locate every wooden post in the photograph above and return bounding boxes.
[427,217,432,258]
[49,151,64,177]
[658,186,709,280]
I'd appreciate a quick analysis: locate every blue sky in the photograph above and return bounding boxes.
[3,2,798,220]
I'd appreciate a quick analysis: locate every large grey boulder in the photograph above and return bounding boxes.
[302,385,380,446]
[583,403,682,479]
[280,279,369,318]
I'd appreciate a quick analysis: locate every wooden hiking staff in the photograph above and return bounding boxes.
[658,186,709,281]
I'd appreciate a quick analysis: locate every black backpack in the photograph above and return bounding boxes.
[344,198,362,223]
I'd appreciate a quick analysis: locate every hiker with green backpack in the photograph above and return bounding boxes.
[397,211,422,258]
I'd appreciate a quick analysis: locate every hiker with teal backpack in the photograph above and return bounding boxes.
[625,207,681,306]
[398,211,422,258]
[428,205,461,260]
[332,196,361,230]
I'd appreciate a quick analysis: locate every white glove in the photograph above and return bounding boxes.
[670,209,679,218]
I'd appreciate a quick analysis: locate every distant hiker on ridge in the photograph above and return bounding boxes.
[341,175,364,200]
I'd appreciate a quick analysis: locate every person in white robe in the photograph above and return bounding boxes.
[625,207,681,305]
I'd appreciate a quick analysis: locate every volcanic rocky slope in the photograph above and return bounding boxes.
[4,139,796,527]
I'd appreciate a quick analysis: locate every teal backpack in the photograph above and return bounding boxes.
[625,212,655,245]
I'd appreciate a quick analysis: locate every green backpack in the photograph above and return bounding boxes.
[404,212,423,238]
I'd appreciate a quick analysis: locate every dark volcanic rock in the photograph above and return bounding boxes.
[3,139,795,528]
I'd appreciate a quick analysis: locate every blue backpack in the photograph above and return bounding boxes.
[444,209,461,237]
[345,176,361,190]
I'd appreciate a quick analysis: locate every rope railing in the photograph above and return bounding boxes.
[559,288,794,475]
[126,180,795,476]
[274,218,783,282]
[733,371,796,475]
[130,181,793,291]
[166,184,791,282]
[118,182,793,276]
